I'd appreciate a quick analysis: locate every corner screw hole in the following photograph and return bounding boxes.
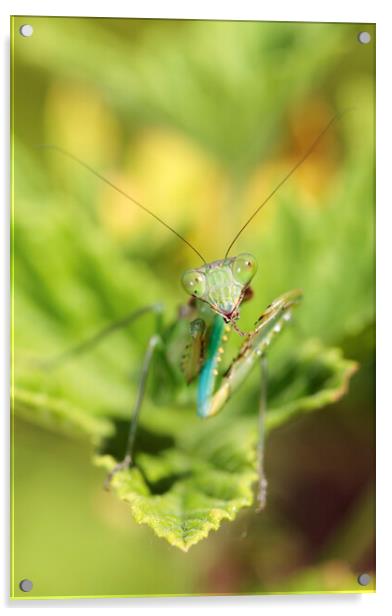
[19,24,34,38]
[357,573,371,586]
[358,31,371,44]
[19,578,33,592]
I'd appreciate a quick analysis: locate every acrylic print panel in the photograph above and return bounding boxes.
[11,16,375,599]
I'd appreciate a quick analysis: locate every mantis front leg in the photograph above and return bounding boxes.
[199,289,302,419]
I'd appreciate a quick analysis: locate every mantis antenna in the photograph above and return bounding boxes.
[224,111,347,258]
[36,144,208,265]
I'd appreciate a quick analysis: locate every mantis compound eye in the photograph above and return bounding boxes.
[231,253,257,285]
[181,270,207,298]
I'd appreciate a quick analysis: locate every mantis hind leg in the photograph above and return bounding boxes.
[40,303,163,370]
[104,334,162,489]
[256,354,268,511]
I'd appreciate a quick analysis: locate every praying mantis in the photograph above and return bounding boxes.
[42,113,339,511]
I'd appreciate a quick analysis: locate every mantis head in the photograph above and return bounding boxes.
[181,253,257,322]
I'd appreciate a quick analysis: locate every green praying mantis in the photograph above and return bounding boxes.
[42,113,340,511]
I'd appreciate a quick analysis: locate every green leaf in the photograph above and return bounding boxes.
[92,341,357,551]
[266,340,359,431]
[13,387,113,444]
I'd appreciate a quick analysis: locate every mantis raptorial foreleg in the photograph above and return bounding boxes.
[198,289,302,419]
[104,334,162,490]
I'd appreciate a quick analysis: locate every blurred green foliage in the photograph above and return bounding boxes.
[11,17,374,597]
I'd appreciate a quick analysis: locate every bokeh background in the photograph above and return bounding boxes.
[11,17,375,597]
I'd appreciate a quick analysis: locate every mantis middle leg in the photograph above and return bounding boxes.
[104,333,162,489]
[257,354,268,511]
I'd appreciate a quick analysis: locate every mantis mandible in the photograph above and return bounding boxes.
[42,113,339,510]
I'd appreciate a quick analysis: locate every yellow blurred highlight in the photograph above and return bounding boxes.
[243,98,341,232]
[287,100,341,204]
[99,127,230,261]
[45,81,121,169]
